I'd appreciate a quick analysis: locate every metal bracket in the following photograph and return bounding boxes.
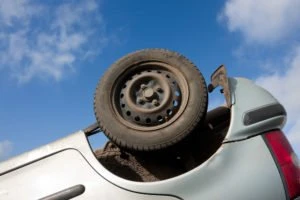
[208,65,232,107]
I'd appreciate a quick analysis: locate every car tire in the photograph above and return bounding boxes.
[94,49,208,151]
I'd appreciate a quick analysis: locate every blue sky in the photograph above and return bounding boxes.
[0,0,299,161]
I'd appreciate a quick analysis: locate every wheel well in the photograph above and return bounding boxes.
[93,106,231,182]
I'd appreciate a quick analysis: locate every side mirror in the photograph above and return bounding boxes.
[208,65,232,107]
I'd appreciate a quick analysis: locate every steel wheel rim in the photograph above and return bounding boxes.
[112,61,189,131]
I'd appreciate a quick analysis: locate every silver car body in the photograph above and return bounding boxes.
[0,77,288,200]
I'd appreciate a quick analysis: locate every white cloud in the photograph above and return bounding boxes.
[219,0,300,44]
[0,0,108,83]
[0,0,42,26]
[256,46,300,154]
[0,140,13,161]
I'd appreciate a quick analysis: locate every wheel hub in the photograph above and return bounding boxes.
[143,88,155,100]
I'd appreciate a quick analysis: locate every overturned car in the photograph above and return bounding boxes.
[0,49,299,200]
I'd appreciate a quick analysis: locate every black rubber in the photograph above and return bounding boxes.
[94,49,208,151]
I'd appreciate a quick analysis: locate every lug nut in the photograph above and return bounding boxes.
[152,99,159,106]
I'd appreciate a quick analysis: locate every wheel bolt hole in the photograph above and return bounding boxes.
[138,99,145,105]
[146,118,151,123]
[157,116,163,122]
[126,111,131,116]
[120,93,124,98]
[167,109,173,116]
[156,88,163,93]
[175,91,180,96]
[166,74,170,78]
[173,100,179,107]
[123,84,127,89]
[157,71,161,74]
[121,104,126,108]
[135,116,140,121]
